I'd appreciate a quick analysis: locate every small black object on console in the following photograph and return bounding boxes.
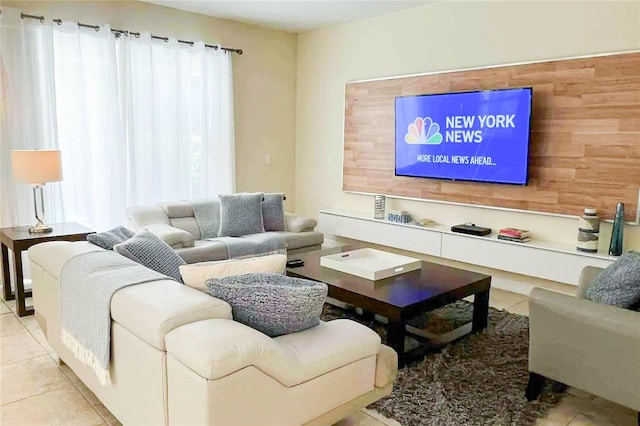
[451,223,491,236]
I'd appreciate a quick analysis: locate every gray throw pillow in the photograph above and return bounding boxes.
[206,273,327,337]
[218,193,265,237]
[262,193,286,232]
[586,251,640,308]
[87,225,136,250]
[113,231,185,283]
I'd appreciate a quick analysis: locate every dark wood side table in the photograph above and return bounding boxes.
[1,222,94,317]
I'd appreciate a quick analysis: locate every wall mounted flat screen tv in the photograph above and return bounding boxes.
[395,87,533,185]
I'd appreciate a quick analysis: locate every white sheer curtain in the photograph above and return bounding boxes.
[0,7,63,228]
[53,21,128,230]
[0,7,235,231]
[122,34,235,204]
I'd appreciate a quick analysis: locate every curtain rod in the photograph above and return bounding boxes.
[3,11,243,55]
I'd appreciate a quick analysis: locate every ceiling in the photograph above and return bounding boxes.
[140,1,431,32]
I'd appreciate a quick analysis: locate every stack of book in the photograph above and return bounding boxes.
[498,228,531,243]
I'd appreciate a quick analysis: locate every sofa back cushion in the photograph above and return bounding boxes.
[169,217,202,240]
[218,193,265,237]
[126,205,170,230]
[155,201,202,240]
[157,201,194,219]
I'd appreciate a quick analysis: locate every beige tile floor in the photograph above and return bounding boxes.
[0,290,637,426]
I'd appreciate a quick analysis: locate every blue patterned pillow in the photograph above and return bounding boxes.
[87,225,135,250]
[114,231,186,283]
[586,251,640,308]
[218,193,265,237]
[206,273,327,337]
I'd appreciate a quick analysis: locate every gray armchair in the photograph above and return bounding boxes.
[526,266,640,423]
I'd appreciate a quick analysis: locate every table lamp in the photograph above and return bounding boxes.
[11,150,63,233]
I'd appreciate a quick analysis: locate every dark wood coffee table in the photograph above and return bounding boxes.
[287,245,492,366]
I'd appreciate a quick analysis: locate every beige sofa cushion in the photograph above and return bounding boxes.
[170,217,202,240]
[110,281,232,351]
[165,318,381,386]
[179,254,287,292]
[127,205,170,228]
[157,201,194,218]
[144,224,195,248]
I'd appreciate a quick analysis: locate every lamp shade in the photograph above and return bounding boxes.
[11,150,63,185]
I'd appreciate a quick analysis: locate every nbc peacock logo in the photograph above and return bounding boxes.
[404,117,443,145]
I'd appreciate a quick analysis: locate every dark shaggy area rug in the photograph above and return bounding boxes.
[321,302,564,426]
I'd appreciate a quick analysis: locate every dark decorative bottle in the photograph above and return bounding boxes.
[608,203,625,256]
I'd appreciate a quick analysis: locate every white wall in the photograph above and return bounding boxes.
[296,0,640,253]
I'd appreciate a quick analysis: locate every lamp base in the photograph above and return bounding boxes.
[29,186,54,233]
[29,223,53,233]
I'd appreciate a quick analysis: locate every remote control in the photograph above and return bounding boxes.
[286,259,305,268]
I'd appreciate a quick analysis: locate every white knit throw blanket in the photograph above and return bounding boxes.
[60,251,168,385]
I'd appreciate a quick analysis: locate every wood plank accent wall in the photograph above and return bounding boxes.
[343,52,640,221]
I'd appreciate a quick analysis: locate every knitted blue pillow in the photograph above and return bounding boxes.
[206,273,327,337]
[114,231,185,283]
[262,193,286,232]
[87,225,135,250]
[218,193,265,237]
[586,251,640,308]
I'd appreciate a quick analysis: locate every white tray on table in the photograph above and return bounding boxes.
[320,248,422,280]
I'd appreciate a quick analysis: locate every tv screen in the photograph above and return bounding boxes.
[395,87,533,185]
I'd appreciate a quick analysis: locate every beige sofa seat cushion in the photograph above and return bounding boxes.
[281,231,324,250]
[28,241,102,281]
[176,240,229,264]
[166,318,381,386]
[111,281,232,351]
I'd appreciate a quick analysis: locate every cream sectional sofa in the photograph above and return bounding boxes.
[127,200,324,264]
[28,241,397,426]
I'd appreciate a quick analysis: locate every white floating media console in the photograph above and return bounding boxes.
[320,248,422,280]
[318,210,616,286]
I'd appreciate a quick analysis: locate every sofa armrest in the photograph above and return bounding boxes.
[144,223,195,248]
[576,266,603,299]
[111,280,231,351]
[529,287,640,410]
[28,241,103,281]
[166,318,381,387]
[375,344,398,388]
[285,212,317,233]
